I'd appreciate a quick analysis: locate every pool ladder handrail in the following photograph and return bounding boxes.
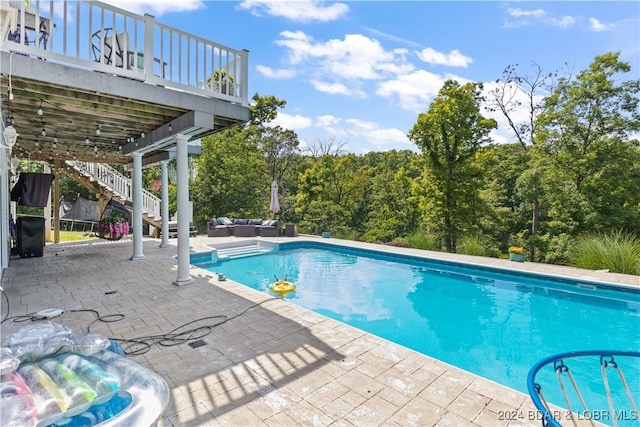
[527,349,640,427]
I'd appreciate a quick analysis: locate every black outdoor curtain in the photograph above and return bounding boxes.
[10,173,54,207]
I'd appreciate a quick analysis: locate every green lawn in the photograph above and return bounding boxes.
[56,230,98,242]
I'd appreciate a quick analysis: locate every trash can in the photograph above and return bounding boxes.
[17,216,45,257]
[285,223,297,237]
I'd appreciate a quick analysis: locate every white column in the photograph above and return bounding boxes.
[174,134,193,286]
[130,152,144,260]
[159,160,170,248]
[0,146,8,270]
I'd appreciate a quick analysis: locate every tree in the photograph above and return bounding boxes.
[294,154,372,237]
[362,150,421,242]
[193,127,266,223]
[475,143,531,250]
[408,80,497,252]
[487,62,557,260]
[192,93,299,224]
[536,52,640,235]
[304,136,347,158]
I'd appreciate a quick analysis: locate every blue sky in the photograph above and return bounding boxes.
[107,1,640,154]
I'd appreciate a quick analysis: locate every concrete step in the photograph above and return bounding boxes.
[218,245,273,259]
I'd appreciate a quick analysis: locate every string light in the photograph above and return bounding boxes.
[95,123,101,136]
[41,124,47,136]
[169,122,172,132]
[37,99,44,116]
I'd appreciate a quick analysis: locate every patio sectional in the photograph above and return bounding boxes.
[208,217,280,237]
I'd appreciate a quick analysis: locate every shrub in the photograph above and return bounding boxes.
[385,239,409,248]
[407,229,439,251]
[571,231,640,275]
[458,234,499,257]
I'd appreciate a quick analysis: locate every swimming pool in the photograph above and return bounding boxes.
[192,241,640,416]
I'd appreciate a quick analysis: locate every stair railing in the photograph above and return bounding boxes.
[66,161,162,221]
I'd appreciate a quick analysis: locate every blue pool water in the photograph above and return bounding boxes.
[194,242,640,417]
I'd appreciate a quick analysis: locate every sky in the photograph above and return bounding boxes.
[105,0,640,154]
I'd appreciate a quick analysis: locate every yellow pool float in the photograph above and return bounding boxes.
[270,280,296,297]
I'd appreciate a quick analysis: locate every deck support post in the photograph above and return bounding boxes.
[159,160,170,248]
[130,152,144,260]
[174,134,193,286]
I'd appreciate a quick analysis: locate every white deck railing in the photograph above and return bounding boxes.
[68,161,161,220]
[0,0,249,105]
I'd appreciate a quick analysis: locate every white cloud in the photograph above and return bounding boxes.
[270,112,313,130]
[274,112,410,153]
[272,30,419,101]
[589,17,614,32]
[376,70,447,112]
[504,6,576,30]
[238,0,349,23]
[416,48,473,68]
[310,80,365,98]
[344,119,410,148]
[256,65,297,79]
[551,16,576,29]
[323,34,396,79]
[508,7,546,19]
[101,0,204,16]
[316,115,342,127]
[275,31,401,79]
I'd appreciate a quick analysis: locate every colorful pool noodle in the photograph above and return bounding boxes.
[36,358,97,409]
[17,363,67,419]
[54,353,120,395]
[0,371,38,427]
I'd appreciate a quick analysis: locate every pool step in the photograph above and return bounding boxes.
[217,245,273,259]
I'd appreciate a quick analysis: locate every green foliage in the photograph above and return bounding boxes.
[406,229,440,251]
[570,231,640,275]
[539,233,574,265]
[457,234,499,257]
[536,52,640,236]
[192,126,267,223]
[363,163,420,243]
[294,154,372,236]
[42,54,636,277]
[408,80,497,252]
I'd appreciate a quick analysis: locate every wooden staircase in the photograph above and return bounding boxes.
[61,161,163,229]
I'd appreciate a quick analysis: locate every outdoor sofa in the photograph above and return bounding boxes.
[208,217,280,237]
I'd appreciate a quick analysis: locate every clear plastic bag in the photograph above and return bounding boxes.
[2,322,110,363]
